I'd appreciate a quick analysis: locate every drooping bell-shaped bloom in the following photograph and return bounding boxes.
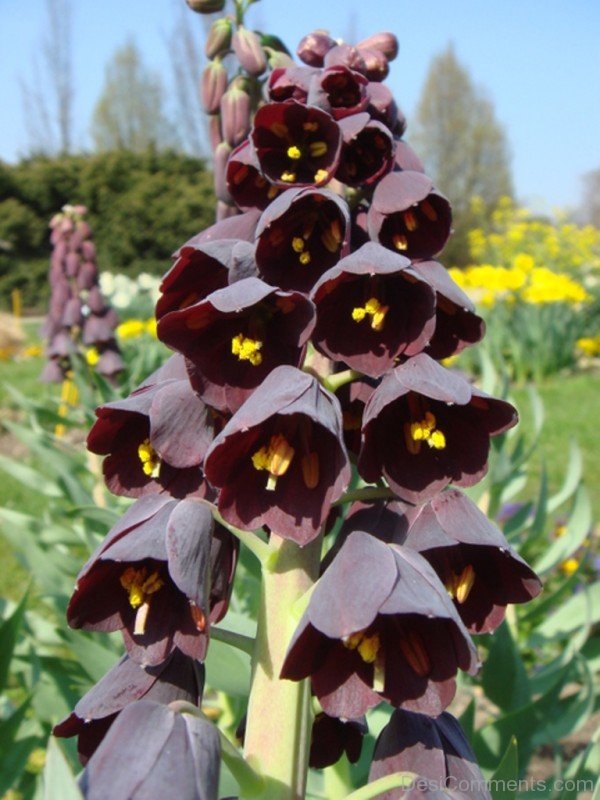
[368,171,452,260]
[78,699,220,800]
[369,709,491,799]
[255,187,350,293]
[335,113,395,187]
[250,100,342,188]
[67,496,222,667]
[54,650,204,764]
[158,277,316,413]
[309,712,367,769]
[358,354,517,504]
[281,531,478,718]
[87,377,214,499]
[412,260,485,360]
[267,65,318,104]
[226,140,282,211]
[333,490,542,633]
[311,242,436,377]
[203,366,350,545]
[307,66,369,120]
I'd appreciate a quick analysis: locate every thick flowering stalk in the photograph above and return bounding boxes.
[56,7,543,799]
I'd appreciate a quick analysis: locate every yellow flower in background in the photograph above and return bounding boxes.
[23,344,43,358]
[146,318,158,338]
[117,319,147,339]
[577,336,600,357]
[560,558,580,576]
[520,268,590,305]
[85,347,100,366]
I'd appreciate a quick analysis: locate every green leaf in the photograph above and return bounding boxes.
[204,638,251,697]
[42,737,83,800]
[533,485,592,575]
[0,589,28,693]
[0,698,33,795]
[548,440,583,513]
[0,454,62,497]
[458,697,475,743]
[61,630,121,684]
[481,622,531,711]
[489,737,518,800]
[532,582,600,642]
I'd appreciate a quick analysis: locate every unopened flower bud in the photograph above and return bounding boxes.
[208,114,222,152]
[220,83,251,147]
[357,47,389,82]
[214,141,233,203]
[297,30,337,67]
[356,32,399,61]
[185,0,225,13]
[266,49,296,70]
[205,16,233,59]
[201,59,228,114]
[232,26,267,76]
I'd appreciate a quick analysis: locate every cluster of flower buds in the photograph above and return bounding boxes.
[57,17,542,798]
[41,204,124,383]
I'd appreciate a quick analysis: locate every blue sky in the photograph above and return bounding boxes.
[1,0,599,211]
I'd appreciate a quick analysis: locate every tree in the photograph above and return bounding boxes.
[91,40,180,152]
[20,0,74,155]
[410,44,513,264]
[580,168,600,228]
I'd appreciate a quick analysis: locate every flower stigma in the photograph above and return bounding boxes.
[231,333,263,366]
[138,439,161,478]
[445,564,476,604]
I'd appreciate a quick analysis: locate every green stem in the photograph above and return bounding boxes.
[343,772,417,800]
[212,510,270,563]
[242,534,323,800]
[333,485,397,507]
[211,626,255,656]
[219,730,266,798]
[323,369,361,393]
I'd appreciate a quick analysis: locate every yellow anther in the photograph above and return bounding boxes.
[321,219,342,253]
[404,210,418,231]
[343,630,381,664]
[252,433,295,491]
[405,412,446,453]
[309,140,328,157]
[301,452,319,489]
[420,200,438,221]
[231,333,263,366]
[138,439,161,478]
[351,297,388,331]
[281,170,297,183]
[287,144,302,160]
[400,630,430,677]
[292,236,305,253]
[299,251,312,265]
[446,565,475,604]
[314,168,329,183]
[393,233,408,251]
[270,122,290,137]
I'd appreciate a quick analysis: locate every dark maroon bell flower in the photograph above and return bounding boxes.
[311,242,436,377]
[178,208,261,252]
[366,82,399,130]
[281,532,478,718]
[335,376,378,457]
[255,187,350,293]
[368,171,452,260]
[309,712,367,769]
[307,66,369,120]
[297,30,337,67]
[358,354,517,504]
[337,491,542,633]
[54,650,204,764]
[267,65,318,104]
[335,113,395,187]
[356,32,399,62]
[411,261,485,360]
[369,710,491,800]
[158,277,316,413]
[78,699,220,800]
[226,140,281,211]
[250,100,342,188]
[67,496,217,666]
[157,240,241,320]
[204,366,350,545]
[356,47,389,82]
[87,377,214,499]
[323,43,367,74]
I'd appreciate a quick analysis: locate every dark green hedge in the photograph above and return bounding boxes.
[0,150,216,311]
